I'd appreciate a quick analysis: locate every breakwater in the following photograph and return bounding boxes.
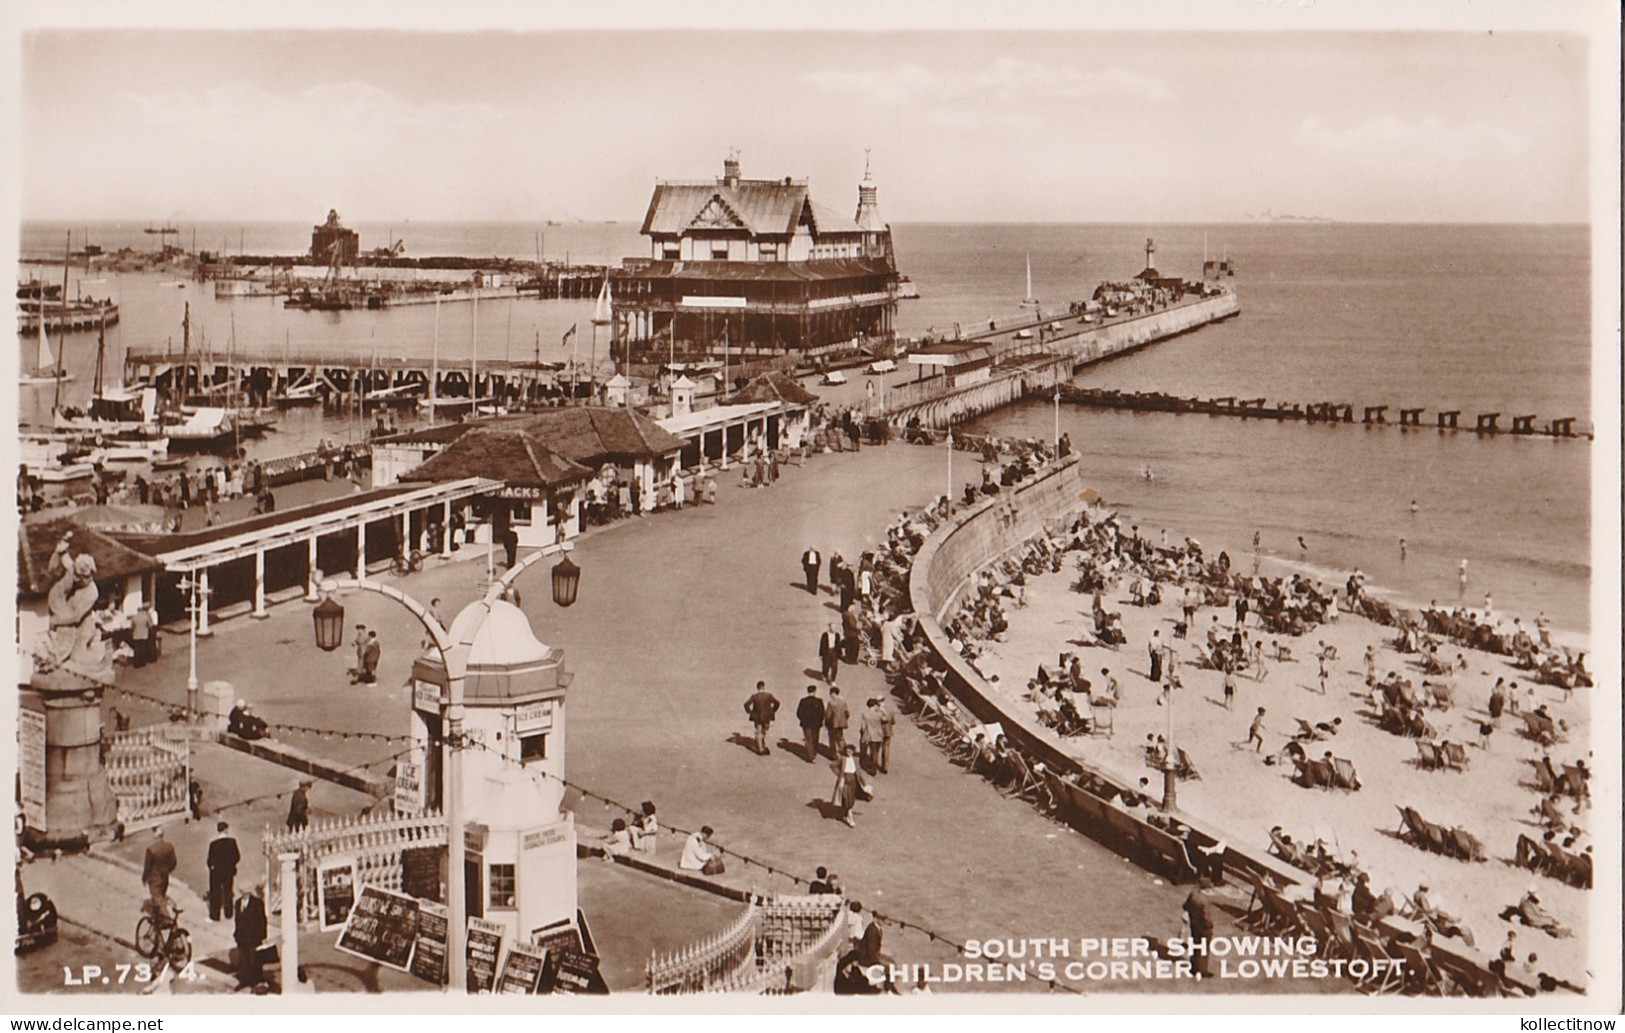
[1060,387,1592,441]
[887,291,1240,430]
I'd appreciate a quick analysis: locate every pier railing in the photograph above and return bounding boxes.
[261,810,446,922]
[646,894,846,994]
[105,724,191,833]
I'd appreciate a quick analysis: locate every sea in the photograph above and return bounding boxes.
[15,220,1594,634]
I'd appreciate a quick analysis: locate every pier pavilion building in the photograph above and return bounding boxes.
[613,154,906,361]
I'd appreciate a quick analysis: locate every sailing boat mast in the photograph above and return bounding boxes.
[470,281,480,410]
[93,310,107,398]
[430,297,441,415]
[177,302,191,413]
[53,232,71,410]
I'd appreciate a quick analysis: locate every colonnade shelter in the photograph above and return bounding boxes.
[371,407,687,548]
[110,478,499,632]
[655,370,817,468]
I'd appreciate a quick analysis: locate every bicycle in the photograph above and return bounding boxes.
[134,902,192,972]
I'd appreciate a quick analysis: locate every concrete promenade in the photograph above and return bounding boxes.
[73,440,1337,995]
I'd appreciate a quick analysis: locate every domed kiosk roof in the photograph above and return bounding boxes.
[411,599,571,705]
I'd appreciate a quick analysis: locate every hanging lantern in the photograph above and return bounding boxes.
[312,595,346,652]
[550,554,581,608]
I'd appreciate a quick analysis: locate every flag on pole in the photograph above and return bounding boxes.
[562,323,577,345]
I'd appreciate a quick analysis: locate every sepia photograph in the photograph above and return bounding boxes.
[3,0,1619,1018]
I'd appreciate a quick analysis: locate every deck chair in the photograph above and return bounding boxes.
[1415,741,1442,770]
[1088,702,1115,738]
[1560,763,1588,801]
[1002,750,1042,802]
[1426,681,1454,709]
[1352,930,1405,995]
[1448,827,1486,863]
[1419,816,1452,856]
[1396,806,1422,843]
[1332,757,1362,791]
[1175,747,1201,781]
[1528,758,1556,792]
[1233,869,1273,932]
[1324,909,1360,962]
[1392,941,1444,995]
[1294,718,1322,741]
[1260,887,1305,937]
[1441,742,1469,771]
[1304,758,1335,789]
[1299,909,1336,957]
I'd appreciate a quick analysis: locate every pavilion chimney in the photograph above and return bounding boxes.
[722,151,741,188]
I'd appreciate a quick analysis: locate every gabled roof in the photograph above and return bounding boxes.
[724,371,819,407]
[402,427,592,489]
[809,200,863,237]
[641,179,811,239]
[372,421,482,447]
[18,517,161,597]
[511,407,686,463]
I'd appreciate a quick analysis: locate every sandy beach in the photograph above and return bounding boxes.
[967,523,1595,983]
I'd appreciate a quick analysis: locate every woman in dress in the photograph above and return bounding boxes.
[832,745,861,828]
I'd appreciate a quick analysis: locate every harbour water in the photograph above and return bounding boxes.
[16,220,1591,631]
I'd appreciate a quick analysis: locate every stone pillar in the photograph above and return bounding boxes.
[356,523,367,580]
[196,569,213,637]
[441,500,453,558]
[32,691,119,847]
[252,550,269,618]
[279,852,301,993]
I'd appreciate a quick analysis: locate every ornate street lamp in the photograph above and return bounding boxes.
[550,554,581,608]
[312,594,346,652]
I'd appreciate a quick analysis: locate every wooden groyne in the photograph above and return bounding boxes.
[1058,387,1593,441]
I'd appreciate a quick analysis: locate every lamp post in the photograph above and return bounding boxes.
[313,540,579,993]
[1053,385,1061,451]
[177,573,211,717]
[1161,656,1177,812]
[946,427,954,514]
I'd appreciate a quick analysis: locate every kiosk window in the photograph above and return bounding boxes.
[488,864,516,910]
[520,733,547,763]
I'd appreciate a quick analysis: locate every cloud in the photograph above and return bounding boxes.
[1299,115,1527,166]
[803,58,1171,107]
[123,81,506,136]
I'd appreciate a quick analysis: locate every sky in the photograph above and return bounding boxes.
[9,17,1602,224]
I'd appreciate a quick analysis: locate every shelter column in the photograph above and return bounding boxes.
[355,523,367,580]
[305,535,320,601]
[252,550,268,619]
[441,500,453,558]
[196,569,213,637]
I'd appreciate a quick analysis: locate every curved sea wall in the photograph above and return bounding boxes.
[1059,290,1240,366]
[905,456,1302,889]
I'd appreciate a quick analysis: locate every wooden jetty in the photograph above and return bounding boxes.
[1057,386,1592,441]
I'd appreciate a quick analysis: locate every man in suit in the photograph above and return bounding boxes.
[743,681,780,756]
[141,826,177,905]
[234,886,268,990]
[801,547,822,595]
[819,623,842,683]
[360,630,381,684]
[286,782,310,832]
[858,699,885,774]
[349,624,368,683]
[207,821,240,921]
[796,686,826,763]
[824,686,850,758]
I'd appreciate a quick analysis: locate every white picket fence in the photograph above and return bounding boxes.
[647,894,846,995]
[105,724,190,832]
[262,810,446,921]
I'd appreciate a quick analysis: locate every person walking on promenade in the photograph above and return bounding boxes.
[744,681,780,756]
[348,623,368,684]
[825,686,851,758]
[286,782,310,832]
[360,630,381,684]
[796,686,826,763]
[858,699,885,774]
[802,547,823,595]
[233,885,268,990]
[831,745,863,828]
[1248,707,1267,752]
[142,826,177,905]
[841,607,861,665]
[1148,629,1164,682]
[207,821,240,922]
[129,603,154,668]
[819,622,843,683]
[877,696,896,774]
[1183,880,1217,977]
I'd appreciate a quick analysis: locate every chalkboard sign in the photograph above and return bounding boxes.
[400,846,444,903]
[318,859,357,931]
[531,923,582,960]
[465,916,505,994]
[542,948,609,995]
[335,885,420,972]
[496,941,548,994]
[409,902,448,986]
